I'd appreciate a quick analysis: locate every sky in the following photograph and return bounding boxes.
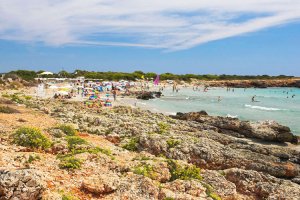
[0,0,300,75]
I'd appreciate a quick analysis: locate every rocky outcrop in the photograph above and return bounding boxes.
[18,98,300,199]
[224,168,300,199]
[138,134,300,179]
[159,179,208,200]
[202,170,237,199]
[136,91,162,100]
[0,169,45,200]
[172,111,299,144]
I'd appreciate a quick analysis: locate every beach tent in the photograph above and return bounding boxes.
[49,85,58,89]
[60,85,73,89]
[56,91,69,95]
[39,71,54,75]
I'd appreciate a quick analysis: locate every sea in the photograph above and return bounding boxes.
[136,87,300,135]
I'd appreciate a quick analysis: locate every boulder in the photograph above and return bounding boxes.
[136,91,162,100]
[81,174,120,195]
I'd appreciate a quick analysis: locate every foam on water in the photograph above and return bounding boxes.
[244,104,284,111]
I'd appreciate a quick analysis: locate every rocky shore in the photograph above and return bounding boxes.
[1,94,300,199]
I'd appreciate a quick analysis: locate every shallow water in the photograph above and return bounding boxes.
[138,87,300,135]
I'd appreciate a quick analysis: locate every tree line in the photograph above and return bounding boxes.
[2,70,295,82]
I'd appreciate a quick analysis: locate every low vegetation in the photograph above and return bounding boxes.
[9,93,24,104]
[58,124,77,136]
[26,154,41,164]
[202,183,222,200]
[13,127,52,149]
[89,147,112,156]
[58,156,82,169]
[157,122,170,134]
[167,160,202,181]
[132,155,151,161]
[62,194,79,200]
[4,69,295,82]
[0,106,20,114]
[66,136,88,150]
[166,139,180,148]
[133,163,157,180]
[122,137,139,151]
[59,190,79,200]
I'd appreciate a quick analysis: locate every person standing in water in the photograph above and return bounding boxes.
[252,95,256,102]
[218,96,221,102]
[172,83,176,92]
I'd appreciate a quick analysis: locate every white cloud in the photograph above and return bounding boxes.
[0,0,300,50]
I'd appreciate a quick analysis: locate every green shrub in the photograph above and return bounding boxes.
[66,136,87,150]
[10,94,24,104]
[133,155,151,161]
[122,138,139,151]
[62,194,79,200]
[163,198,175,200]
[202,183,222,200]
[51,129,64,138]
[133,163,157,179]
[157,122,170,134]
[158,154,167,159]
[59,156,82,169]
[166,139,180,148]
[167,160,202,181]
[1,94,10,98]
[27,154,41,163]
[209,193,222,200]
[58,124,77,136]
[0,106,20,114]
[88,147,112,156]
[13,127,51,149]
[59,190,79,200]
[24,96,32,100]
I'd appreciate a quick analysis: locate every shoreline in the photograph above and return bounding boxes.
[118,96,300,150]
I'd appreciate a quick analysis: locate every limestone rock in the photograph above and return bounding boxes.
[0,169,45,200]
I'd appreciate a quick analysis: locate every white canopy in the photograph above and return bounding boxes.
[56,91,69,95]
[49,85,58,89]
[60,85,73,88]
[40,71,53,75]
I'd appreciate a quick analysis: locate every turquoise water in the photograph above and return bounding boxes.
[140,87,300,135]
